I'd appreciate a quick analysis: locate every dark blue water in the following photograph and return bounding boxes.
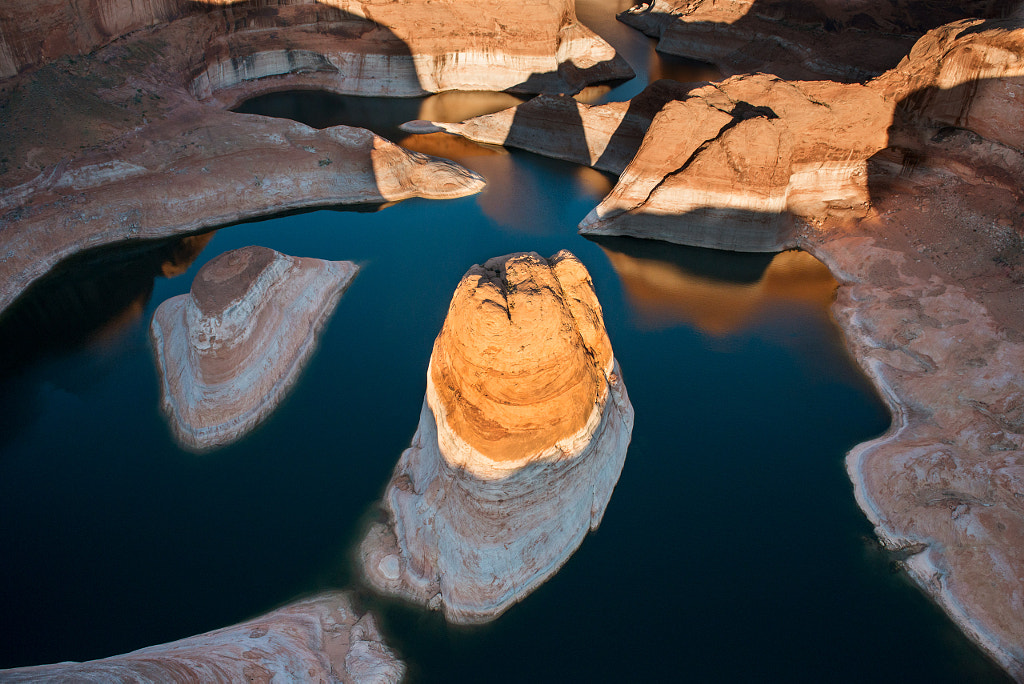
[0,2,1010,680]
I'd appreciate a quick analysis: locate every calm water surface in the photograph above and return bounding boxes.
[0,1,1010,680]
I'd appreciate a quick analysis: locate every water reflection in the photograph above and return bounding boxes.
[0,232,213,378]
[234,89,525,141]
[595,235,837,335]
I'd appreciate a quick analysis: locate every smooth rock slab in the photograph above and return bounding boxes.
[0,592,404,683]
[361,251,634,624]
[151,246,357,451]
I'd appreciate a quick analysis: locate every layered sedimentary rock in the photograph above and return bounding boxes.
[0,592,404,682]
[579,74,892,250]
[151,246,357,450]
[360,251,633,624]
[578,17,1024,678]
[0,0,632,317]
[809,139,1024,681]
[429,13,1024,675]
[618,0,1021,82]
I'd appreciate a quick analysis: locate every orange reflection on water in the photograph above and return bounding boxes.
[397,132,506,159]
[602,246,837,336]
[161,232,216,278]
[416,91,524,123]
[575,166,615,199]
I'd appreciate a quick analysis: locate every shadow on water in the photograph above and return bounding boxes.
[0,233,213,382]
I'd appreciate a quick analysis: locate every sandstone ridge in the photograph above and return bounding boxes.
[360,251,634,623]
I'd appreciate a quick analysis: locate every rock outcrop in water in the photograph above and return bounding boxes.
[0,592,404,682]
[360,251,633,624]
[421,14,1024,678]
[0,0,632,317]
[151,246,357,451]
[617,0,1021,82]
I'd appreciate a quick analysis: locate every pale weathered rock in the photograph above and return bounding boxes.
[438,13,1024,675]
[360,251,633,624]
[0,592,405,683]
[0,0,632,93]
[150,246,357,450]
[566,18,1024,678]
[578,74,892,250]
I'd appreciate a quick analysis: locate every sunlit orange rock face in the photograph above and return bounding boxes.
[361,251,633,623]
[0,592,404,682]
[151,246,358,450]
[430,251,614,462]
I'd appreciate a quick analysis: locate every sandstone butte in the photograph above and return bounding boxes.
[0,0,634,318]
[409,15,1024,679]
[617,0,1020,82]
[360,251,634,624]
[0,592,405,683]
[150,245,357,450]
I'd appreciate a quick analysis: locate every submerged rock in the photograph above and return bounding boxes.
[150,246,357,450]
[360,251,633,624]
[0,592,404,683]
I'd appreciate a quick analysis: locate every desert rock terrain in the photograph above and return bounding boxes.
[361,251,634,623]
[150,246,358,450]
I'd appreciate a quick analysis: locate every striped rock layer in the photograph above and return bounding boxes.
[151,246,357,450]
[361,251,633,623]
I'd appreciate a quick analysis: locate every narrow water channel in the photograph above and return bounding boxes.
[0,1,1010,681]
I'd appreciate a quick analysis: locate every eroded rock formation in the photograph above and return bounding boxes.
[0,0,633,317]
[0,0,633,93]
[420,14,1024,677]
[151,246,357,450]
[578,74,892,250]
[617,0,1022,82]
[360,251,633,624]
[0,592,405,683]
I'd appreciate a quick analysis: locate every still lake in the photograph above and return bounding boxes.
[0,0,1010,680]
